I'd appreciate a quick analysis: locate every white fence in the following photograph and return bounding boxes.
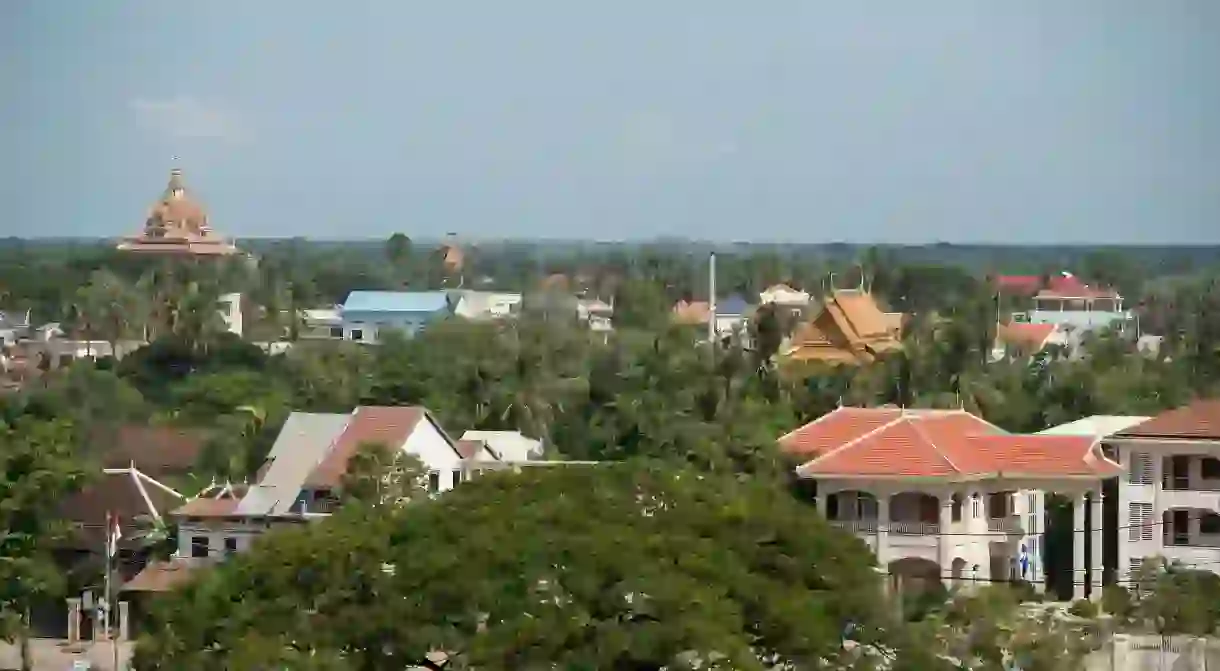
[1085,635,1220,671]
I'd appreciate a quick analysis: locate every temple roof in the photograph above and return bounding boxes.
[117,168,239,256]
[783,290,903,364]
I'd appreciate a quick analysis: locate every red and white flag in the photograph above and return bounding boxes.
[105,512,121,558]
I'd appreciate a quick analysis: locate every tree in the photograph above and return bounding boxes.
[0,419,88,671]
[134,462,914,670]
[384,232,413,270]
[339,441,427,506]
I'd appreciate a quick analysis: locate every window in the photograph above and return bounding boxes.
[1203,459,1220,480]
[1128,452,1154,485]
[950,494,962,522]
[428,471,440,493]
[190,536,209,558]
[329,326,343,338]
[224,537,238,555]
[1202,514,1220,535]
[351,329,364,341]
[1128,503,1154,541]
[1028,493,1037,515]
[971,495,980,519]
[452,469,462,487]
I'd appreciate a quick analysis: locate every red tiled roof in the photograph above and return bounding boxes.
[672,300,712,324]
[997,322,1056,352]
[786,407,1117,480]
[103,425,210,472]
[1037,274,1119,300]
[995,275,1042,294]
[172,496,242,518]
[1114,399,1220,440]
[304,406,427,487]
[122,557,199,592]
[780,407,904,456]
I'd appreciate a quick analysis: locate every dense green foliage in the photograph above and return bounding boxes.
[132,463,899,670]
[2,239,1220,667]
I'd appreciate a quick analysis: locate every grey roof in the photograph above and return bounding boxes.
[236,412,350,516]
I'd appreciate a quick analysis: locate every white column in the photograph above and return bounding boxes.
[876,493,890,566]
[1090,491,1104,601]
[939,495,954,582]
[66,597,81,645]
[1116,456,1131,586]
[1073,493,1087,600]
[816,490,828,518]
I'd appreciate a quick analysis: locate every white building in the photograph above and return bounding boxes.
[759,284,811,312]
[1026,272,1131,334]
[217,292,243,337]
[453,291,523,320]
[459,430,545,462]
[300,307,342,339]
[782,407,1120,599]
[1102,400,1220,582]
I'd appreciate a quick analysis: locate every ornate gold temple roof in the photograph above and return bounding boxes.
[117,168,239,256]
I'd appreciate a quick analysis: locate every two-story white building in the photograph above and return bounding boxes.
[781,407,1121,600]
[1103,400,1220,582]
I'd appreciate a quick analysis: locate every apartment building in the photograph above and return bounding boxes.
[1104,400,1220,581]
[781,407,1121,599]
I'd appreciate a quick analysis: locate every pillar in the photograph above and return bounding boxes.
[876,494,890,566]
[815,491,828,518]
[119,600,130,641]
[1073,493,1087,600]
[1090,491,1104,601]
[939,495,954,582]
[66,597,81,645]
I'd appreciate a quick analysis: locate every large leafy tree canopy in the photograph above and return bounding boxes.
[133,462,905,670]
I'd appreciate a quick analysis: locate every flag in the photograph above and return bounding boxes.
[106,512,121,558]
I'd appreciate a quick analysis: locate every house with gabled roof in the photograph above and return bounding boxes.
[782,289,903,365]
[124,407,593,593]
[781,406,1120,599]
[1103,399,1220,583]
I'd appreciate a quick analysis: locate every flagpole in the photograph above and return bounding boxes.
[104,511,112,641]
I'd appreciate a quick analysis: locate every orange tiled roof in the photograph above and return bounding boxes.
[305,406,428,488]
[997,322,1056,352]
[172,497,242,518]
[672,300,712,325]
[122,557,199,592]
[784,407,1119,480]
[1114,399,1220,440]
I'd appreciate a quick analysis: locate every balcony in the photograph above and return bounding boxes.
[987,516,1023,534]
[830,519,878,534]
[891,521,940,536]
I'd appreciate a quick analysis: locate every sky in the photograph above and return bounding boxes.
[1,2,1218,243]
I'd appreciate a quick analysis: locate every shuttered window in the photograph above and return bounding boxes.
[1128,503,1154,541]
[1128,452,1154,485]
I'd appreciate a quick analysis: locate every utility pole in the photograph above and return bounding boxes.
[707,252,717,344]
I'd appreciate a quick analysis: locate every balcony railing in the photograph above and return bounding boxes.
[829,519,878,533]
[987,516,1023,533]
[1162,479,1220,492]
[891,521,940,536]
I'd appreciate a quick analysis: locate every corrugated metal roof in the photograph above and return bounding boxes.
[1038,415,1151,439]
[236,412,350,516]
[341,291,450,314]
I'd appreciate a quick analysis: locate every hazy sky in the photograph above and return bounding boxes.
[2,2,1217,243]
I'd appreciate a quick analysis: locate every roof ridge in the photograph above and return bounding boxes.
[796,411,907,471]
[909,416,961,473]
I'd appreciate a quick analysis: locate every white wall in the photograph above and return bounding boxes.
[176,521,264,563]
[401,418,462,492]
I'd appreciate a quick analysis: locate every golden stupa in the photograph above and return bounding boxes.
[117,168,239,256]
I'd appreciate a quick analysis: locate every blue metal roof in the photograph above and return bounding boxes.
[717,295,752,317]
[341,291,450,314]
